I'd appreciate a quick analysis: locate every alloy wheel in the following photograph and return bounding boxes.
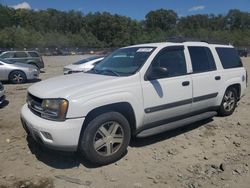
[93,121,124,156]
[13,73,24,83]
[223,90,236,112]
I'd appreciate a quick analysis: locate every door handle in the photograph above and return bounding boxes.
[215,76,221,80]
[182,81,190,86]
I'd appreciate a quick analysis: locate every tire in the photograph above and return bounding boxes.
[9,70,27,84]
[79,111,131,165]
[218,87,237,116]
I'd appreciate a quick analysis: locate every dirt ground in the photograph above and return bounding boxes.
[0,55,250,188]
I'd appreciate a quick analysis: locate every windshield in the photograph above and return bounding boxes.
[73,56,103,65]
[91,47,155,76]
[0,58,14,64]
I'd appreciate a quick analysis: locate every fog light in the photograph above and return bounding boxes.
[41,131,53,140]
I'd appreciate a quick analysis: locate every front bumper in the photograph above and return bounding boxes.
[26,70,40,80]
[21,104,85,151]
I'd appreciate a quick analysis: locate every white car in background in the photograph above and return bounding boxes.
[63,56,104,74]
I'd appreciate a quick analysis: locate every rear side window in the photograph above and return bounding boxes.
[14,52,28,58]
[216,48,243,69]
[188,47,216,73]
[28,52,39,57]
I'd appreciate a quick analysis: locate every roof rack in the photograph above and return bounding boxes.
[166,36,231,45]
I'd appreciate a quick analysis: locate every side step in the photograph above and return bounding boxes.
[136,111,217,138]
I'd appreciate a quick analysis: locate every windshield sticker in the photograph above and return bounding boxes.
[137,48,153,52]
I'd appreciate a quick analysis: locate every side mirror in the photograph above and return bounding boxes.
[147,67,168,80]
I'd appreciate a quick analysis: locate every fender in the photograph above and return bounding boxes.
[216,76,243,106]
[67,91,144,129]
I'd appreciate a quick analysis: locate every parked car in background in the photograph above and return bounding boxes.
[0,81,5,105]
[0,51,44,69]
[237,49,248,57]
[0,58,39,84]
[63,56,104,74]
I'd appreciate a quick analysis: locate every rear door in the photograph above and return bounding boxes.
[188,46,222,111]
[12,52,29,63]
[141,46,193,126]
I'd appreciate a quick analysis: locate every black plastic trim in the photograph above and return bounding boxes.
[137,106,219,135]
[145,92,218,114]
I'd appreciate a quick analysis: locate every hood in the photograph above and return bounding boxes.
[12,62,36,69]
[28,73,123,99]
[64,64,85,70]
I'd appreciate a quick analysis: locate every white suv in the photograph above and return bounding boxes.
[21,42,247,165]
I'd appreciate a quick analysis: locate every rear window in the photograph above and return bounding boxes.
[28,52,40,57]
[188,46,216,73]
[216,48,243,69]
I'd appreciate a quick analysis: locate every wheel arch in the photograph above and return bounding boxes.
[8,69,27,80]
[226,83,241,100]
[80,102,137,137]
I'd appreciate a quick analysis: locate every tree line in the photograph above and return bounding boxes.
[0,5,250,49]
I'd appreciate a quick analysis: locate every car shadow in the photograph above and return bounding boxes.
[0,99,9,108]
[130,118,213,147]
[1,79,41,85]
[26,136,100,169]
[26,78,42,83]
[26,118,213,169]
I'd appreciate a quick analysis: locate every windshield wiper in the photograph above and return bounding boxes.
[88,68,121,76]
[101,69,121,76]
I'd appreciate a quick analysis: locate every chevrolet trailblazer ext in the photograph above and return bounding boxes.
[21,42,247,165]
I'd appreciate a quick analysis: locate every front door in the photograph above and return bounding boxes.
[141,46,193,127]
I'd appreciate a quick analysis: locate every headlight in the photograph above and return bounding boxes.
[41,99,68,121]
[28,67,37,72]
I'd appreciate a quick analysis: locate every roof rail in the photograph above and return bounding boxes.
[166,36,231,45]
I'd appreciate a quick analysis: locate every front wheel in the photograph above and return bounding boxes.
[79,112,131,165]
[9,70,27,84]
[218,88,237,116]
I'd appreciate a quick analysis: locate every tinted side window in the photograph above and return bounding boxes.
[216,48,243,69]
[14,52,28,58]
[188,47,216,73]
[28,52,39,57]
[1,52,14,58]
[151,47,187,79]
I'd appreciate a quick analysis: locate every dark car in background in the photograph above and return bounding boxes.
[0,51,44,69]
[238,49,248,57]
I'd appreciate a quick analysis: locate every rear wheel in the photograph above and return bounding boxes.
[218,87,237,116]
[79,112,131,165]
[9,70,27,84]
